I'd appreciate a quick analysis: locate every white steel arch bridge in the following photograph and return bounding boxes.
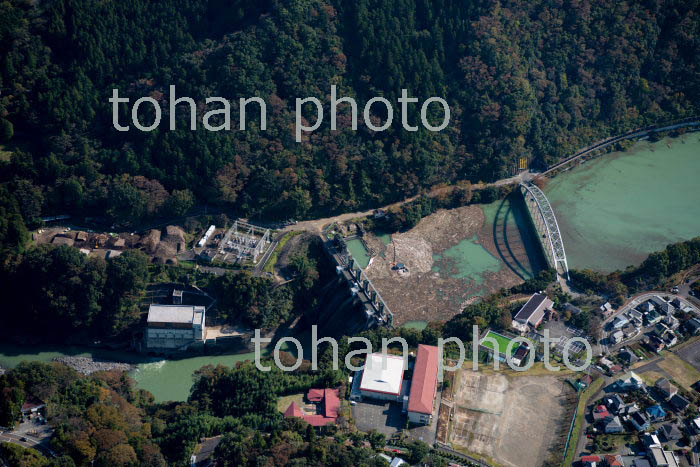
[520,182,570,280]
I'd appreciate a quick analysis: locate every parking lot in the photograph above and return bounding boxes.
[351,400,404,436]
[539,320,589,356]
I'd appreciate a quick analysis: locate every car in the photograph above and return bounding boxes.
[20,437,27,442]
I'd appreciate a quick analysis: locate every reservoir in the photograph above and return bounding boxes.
[2,133,697,401]
[546,134,700,272]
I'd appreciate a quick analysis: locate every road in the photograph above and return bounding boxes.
[0,431,55,457]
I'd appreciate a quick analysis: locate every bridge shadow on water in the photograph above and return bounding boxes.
[491,192,548,281]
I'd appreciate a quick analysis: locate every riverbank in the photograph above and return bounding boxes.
[51,356,134,375]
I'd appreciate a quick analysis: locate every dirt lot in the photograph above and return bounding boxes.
[449,370,575,467]
[363,206,528,324]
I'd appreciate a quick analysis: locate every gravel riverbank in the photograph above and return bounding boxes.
[52,356,134,375]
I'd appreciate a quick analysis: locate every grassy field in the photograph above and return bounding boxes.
[563,377,605,467]
[657,351,700,392]
[480,330,519,357]
[638,370,666,387]
[277,392,305,412]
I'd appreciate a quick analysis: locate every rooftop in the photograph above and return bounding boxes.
[147,304,205,325]
[407,345,439,415]
[360,353,405,395]
[514,293,549,324]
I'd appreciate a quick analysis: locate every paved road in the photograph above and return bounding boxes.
[0,431,55,457]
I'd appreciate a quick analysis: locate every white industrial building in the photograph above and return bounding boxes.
[355,353,405,401]
[146,305,206,350]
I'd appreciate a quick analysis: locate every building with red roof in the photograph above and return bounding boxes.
[283,388,341,428]
[407,344,439,425]
[592,404,611,422]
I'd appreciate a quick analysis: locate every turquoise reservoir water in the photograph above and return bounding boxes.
[546,134,700,272]
[432,234,502,284]
[345,237,371,268]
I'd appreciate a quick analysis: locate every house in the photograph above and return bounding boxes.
[669,394,690,412]
[145,305,206,350]
[662,331,677,347]
[641,433,661,449]
[657,424,682,442]
[655,378,678,400]
[357,353,405,401]
[605,416,624,434]
[646,311,662,326]
[390,457,407,467]
[407,345,439,425]
[648,446,680,467]
[20,396,46,418]
[670,298,683,309]
[604,455,624,467]
[609,364,623,374]
[638,301,655,313]
[646,405,667,422]
[606,394,625,414]
[629,411,651,431]
[581,455,602,466]
[190,435,223,467]
[684,318,700,335]
[615,372,644,392]
[593,405,613,422]
[631,460,651,467]
[647,335,665,353]
[600,302,614,318]
[511,293,552,333]
[284,388,341,427]
[611,330,624,344]
[619,349,639,366]
[629,309,644,323]
[662,315,679,331]
[612,316,629,329]
[690,417,700,435]
[600,357,615,371]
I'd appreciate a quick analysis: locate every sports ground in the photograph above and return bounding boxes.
[479,330,520,358]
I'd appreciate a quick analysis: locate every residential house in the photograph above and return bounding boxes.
[690,417,700,435]
[655,378,678,400]
[662,315,679,331]
[646,405,667,422]
[604,455,624,467]
[657,424,682,442]
[647,335,665,353]
[606,395,626,414]
[641,433,661,449]
[611,330,624,344]
[20,396,46,419]
[593,405,613,422]
[600,302,614,318]
[581,455,602,467]
[619,349,639,366]
[629,411,651,431]
[638,301,655,313]
[615,372,645,392]
[669,394,690,412]
[684,318,700,335]
[190,436,223,467]
[646,311,662,326]
[629,309,644,324]
[605,416,624,434]
[612,316,629,330]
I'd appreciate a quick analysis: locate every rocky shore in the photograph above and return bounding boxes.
[52,356,134,375]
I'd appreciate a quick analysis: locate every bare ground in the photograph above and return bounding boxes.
[450,370,575,467]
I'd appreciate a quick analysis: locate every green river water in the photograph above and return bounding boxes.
[546,134,700,271]
[2,133,697,401]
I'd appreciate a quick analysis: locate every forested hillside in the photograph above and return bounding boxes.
[0,0,698,235]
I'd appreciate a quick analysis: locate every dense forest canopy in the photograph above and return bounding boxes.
[0,0,698,232]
